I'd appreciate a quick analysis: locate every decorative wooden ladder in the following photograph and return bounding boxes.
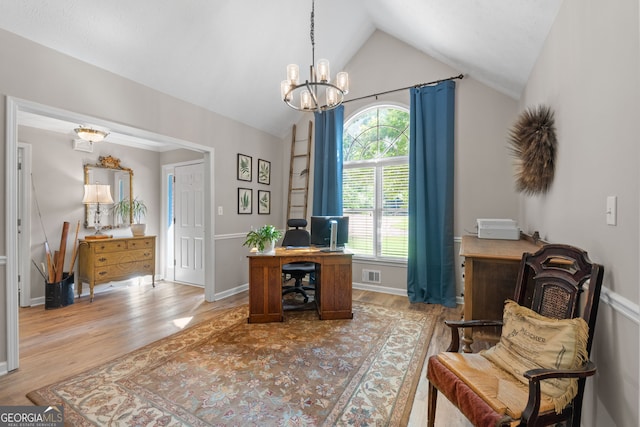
[286,121,313,224]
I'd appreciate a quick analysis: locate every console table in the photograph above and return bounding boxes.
[78,236,156,301]
[460,235,542,351]
[247,247,353,323]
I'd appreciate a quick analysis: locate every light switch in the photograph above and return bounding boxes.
[606,196,617,226]
[217,206,223,215]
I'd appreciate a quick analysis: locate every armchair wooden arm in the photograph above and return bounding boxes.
[443,319,503,352]
[520,361,597,426]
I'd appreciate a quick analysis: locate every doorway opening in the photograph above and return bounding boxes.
[5,97,216,372]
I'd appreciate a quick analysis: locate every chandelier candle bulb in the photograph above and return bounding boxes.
[327,87,338,106]
[281,80,292,101]
[287,64,299,85]
[336,72,349,93]
[301,90,312,110]
[317,59,330,82]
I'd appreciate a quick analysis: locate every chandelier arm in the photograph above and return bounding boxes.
[284,81,345,112]
[306,81,320,111]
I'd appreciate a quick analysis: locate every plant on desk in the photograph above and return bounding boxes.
[243,224,282,255]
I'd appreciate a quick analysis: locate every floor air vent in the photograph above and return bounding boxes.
[362,269,381,283]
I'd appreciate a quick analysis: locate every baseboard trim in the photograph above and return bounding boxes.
[352,282,406,296]
[215,283,249,300]
[0,361,6,376]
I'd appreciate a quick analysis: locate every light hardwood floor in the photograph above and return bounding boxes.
[0,281,472,426]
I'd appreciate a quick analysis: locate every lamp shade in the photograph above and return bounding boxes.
[82,184,114,204]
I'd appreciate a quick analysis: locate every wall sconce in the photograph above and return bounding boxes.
[82,184,114,236]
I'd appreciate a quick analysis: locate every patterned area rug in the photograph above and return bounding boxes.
[28,302,439,426]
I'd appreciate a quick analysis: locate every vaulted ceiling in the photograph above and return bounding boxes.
[0,0,562,138]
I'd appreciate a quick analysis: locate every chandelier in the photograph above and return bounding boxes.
[74,126,109,143]
[280,0,349,112]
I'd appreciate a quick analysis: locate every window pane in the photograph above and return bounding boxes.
[343,105,409,261]
[380,212,408,258]
[343,167,374,209]
[344,210,374,256]
[381,164,408,258]
[382,165,409,210]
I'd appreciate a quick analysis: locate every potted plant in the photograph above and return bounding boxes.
[112,197,148,236]
[242,224,282,255]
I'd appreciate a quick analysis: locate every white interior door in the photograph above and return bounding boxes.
[174,163,205,286]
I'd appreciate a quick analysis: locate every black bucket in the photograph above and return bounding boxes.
[45,273,75,309]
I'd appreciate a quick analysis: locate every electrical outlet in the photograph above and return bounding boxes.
[217,206,223,215]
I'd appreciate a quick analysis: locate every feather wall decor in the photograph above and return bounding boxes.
[508,105,557,195]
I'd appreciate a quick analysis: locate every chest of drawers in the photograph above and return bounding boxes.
[78,236,156,301]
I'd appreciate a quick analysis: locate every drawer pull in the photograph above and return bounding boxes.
[98,271,108,276]
[98,257,107,262]
[143,252,150,257]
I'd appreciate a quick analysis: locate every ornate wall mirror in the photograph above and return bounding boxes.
[84,155,133,229]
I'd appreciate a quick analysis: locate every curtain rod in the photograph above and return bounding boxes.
[342,73,464,104]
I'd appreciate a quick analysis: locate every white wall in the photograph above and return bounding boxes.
[520,0,639,426]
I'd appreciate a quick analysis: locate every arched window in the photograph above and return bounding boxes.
[343,105,409,260]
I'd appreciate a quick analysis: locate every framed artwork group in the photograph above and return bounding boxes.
[236,154,271,214]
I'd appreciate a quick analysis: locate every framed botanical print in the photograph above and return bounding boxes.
[258,159,271,185]
[237,154,252,182]
[258,190,270,215]
[238,188,252,214]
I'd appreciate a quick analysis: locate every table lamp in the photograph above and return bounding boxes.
[82,183,114,236]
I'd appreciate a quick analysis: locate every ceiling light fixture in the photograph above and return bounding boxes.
[280,0,349,113]
[74,126,109,143]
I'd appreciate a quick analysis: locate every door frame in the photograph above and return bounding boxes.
[18,143,32,307]
[5,96,216,372]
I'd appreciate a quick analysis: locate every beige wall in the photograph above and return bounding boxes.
[19,126,164,300]
[519,0,639,426]
[291,31,520,297]
[0,28,284,366]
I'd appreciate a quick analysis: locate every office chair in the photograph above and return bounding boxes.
[281,219,316,303]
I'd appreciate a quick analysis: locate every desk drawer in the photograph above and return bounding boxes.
[95,260,155,281]
[94,248,154,267]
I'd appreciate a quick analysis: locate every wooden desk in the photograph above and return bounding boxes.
[460,235,542,350]
[247,247,353,323]
[78,236,156,301]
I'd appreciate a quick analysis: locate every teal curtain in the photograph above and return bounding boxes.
[407,81,456,307]
[312,106,344,216]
